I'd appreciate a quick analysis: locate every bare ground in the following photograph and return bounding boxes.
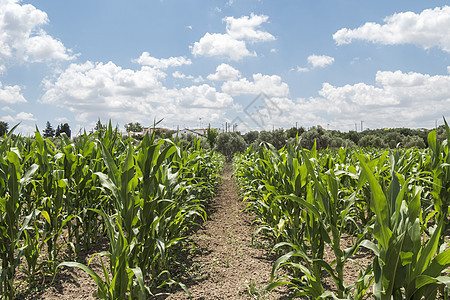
[157,164,291,299]
[16,164,291,299]
[14,163,387,299]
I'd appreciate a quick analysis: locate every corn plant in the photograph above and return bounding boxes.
[356,151,450,299]
[58,209,150,300]
[0,136,39,299]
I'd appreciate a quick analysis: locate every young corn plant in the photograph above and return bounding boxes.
[356,151,450,299]
[58,209,150,300]
[0,146,39,299]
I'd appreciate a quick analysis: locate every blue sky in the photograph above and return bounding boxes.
[1,0,449,135]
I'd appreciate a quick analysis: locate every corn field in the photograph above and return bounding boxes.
[233,125,450,299]
[0,122,223,299]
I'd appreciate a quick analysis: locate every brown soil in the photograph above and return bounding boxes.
[157,164,291,299]
[12,163,449,299]
[16,164,290,299]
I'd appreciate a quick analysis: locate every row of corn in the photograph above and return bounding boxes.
[0,122,223,299]
[234,124,449,299]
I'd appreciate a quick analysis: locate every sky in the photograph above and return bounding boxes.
[1,0,450,135]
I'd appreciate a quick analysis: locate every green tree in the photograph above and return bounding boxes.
[43,121,55,138]
[206,125,219,148]
[124,122,143,133]
[402,135,426,148]
[60,123,71,138]
[0,121,8,136]
[55,123,71,138]
[257,129,286,149]
[358,134,387,148]
[344,130,360,144]
[286,126,305,139]
[384,131,405,148]
[300,126,331,149]
[243,131,259,144]
[215,132,246,161]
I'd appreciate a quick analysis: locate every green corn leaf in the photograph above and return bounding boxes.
[413,220,443,278]
[356,153,392,251]
[57,262,107,298]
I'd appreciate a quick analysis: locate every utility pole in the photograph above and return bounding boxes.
[361,120,363,132]
[296,122,298,129]
[355,123,358,131]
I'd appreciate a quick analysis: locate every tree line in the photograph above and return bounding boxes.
[209,125,442,161]
[0,121,71,138]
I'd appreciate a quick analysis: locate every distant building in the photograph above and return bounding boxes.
[172,128,206,139]
[142,127,171,135]
[126,127,171,137]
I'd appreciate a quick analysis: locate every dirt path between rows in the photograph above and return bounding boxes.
[17,164,290,299]
[159,164,290,299]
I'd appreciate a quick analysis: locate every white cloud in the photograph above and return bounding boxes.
[15,112,36,120]
[172,71,204,83]
[0,115,14,123]
[0,0,76,66]
[307,55,335,68]
[296,66,309,72]
[333,6,450,52]
[1,111,35,123]
[207,63,241,81]
[40,60,235,126]
[177,84,234,108]
[55,116,69,123]
[447,66,450,73]
[191,33,254,61]
[222,73,289,98]
[191,14,274,61]
[224,14,275,42]
[134,52,192,69]
[2,106,14,112]
[0,82,27,103]
[281,70,450,130]
[172,71,187,79]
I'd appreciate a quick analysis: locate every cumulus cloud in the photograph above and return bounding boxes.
[222,73,289,98]
[172,71,204,83]
[224,14,275,42]
[191,33,254,61]
[207,63,241,81]
[177,84,234,108]
[0,0,75,67]
[192,13,274,61]
[281,70,450,130]
[2,106,14,112]
[295,54,334,72]
[16,112,36,120]
[296,66,309,72]
[307,55,335,68]
[1,111,35,123]
[333,6,450,52]
[55,116,69,123]
[0,82,27,103]
[133,52,192,69]
[40,60,234,126]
